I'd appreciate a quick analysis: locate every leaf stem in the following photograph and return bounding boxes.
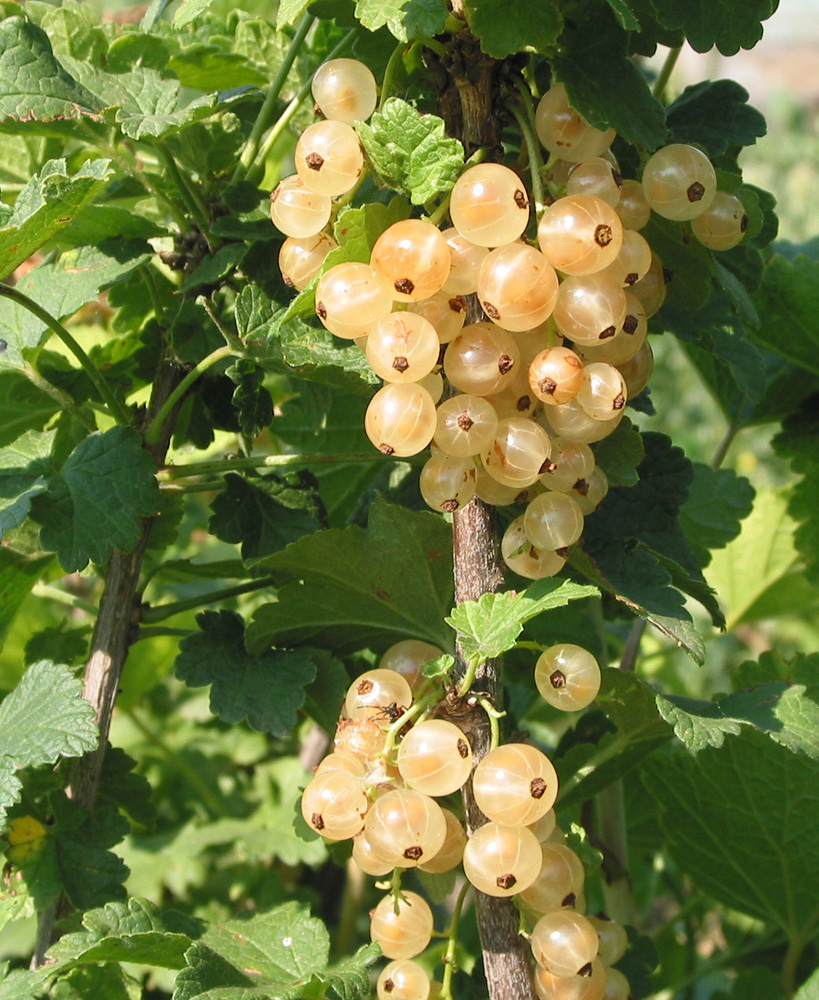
[0,284,131,425]
[157,451,392,480]
[140,575,276,624]
[233,11,316,182]
[509,80,547,217]
[456,655,482,698]
[144,345,236,445]
[21,365,97,431]
[156,142,216,246]
[710,416,744,471]
[476,695,504,751]
[782,935,807,998]
[440,880,471,1000]
[379,42,407,110]
[652,44,683,101]
[134,626,192,641]
[107,141,190,232]
[31,583,97,615]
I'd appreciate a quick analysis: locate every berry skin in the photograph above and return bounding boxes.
[363,788,447,868]
[530,910,600,977]
[535,83,615,163]
[529,347,585,406]
[315,262,394,339]
[501,515,567,581]
[482,417,552,489]
[434,394,499,458]
[270,175,332,238]
[535,644,601,712]
[533,957,607,1000]
[472,743,559,825]
[641,143,717,221]
[615,178,651,230]
[691,191,749,250]
[345,668,413,721]
[419,808,467,873]
[300,770,369,840]
[365,383,437,457]
[371,219,451,302]
[449,163,530,247]
[278,232,337,291]
[370,891,434,960]
[444,323,521,397]
[477,243,559,332]
[462,821,543,897]
[523,491,585,550]
[538,195,624,276]
[366,312,440,383]
[379,640,444,691]
[419,452,477,514]
[397,719,473,796]
[295,119,364,197]
[312,58,377,125]
[376,959,431,1000]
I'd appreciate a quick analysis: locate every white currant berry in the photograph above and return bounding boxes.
[535,644,601,711]
[295,119,364,196]
[449,163,530,247]
[300,770,369,840]
[370,891,434,960]
[501,515,567,580]
[312,58,377,125]
[379,640,444,691]
[377,959,431,1000]
[472,743,559,825]
[270,175,332,238]
[365,383,437,457]
[419,452,477,514]
[530,910,600,977]
[397,719,473,796]
[364,788,447,868]
[371,219,451,302]
[462,821,542,896]
[691,191,749,250]
[535,83,615,163]
[523,491,585,550]
[345,668,413,721]
[278,232,337,291]
[642,143,717,221]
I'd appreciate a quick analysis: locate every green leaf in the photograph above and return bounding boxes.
[0,157,114,281]
[16,793,129,911]
[30,426,161,573]
[48,897,195,969]
[226,359,274,438]
[644,214,713,309]
[356,98,464,205]
[277,0,312,29]
[705,488,802,629]
[678,464,755,568]
[602,0,640,30]
[795,966,819,1000]
[0,429,54,540]
[553,1,667,152]
[649,0,777,54]
[354,0,449,41]
[773,399,819,584]
[463,0,562,58]
[591,416,643,488]
[0,373,59,448]
[209,472,324,564]
[176,610,323,736]
[0,549,52,652]
[176,903,330,1000]
[179,244,247,293]
[322,942,381,1000]
[50,963,139,1000]
[642,730,819,938]
[445,580,598,663]
[665,80,766,155]
[0,660,98,823]
[302,651,350,734]
[0,17,103,136]
[97,746,158,831]
[0,240,152,371]
[173,0,217,27]
[247,498,454,655]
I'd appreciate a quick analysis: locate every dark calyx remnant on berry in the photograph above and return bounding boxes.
[550,669,567,689]
[312,812,325,830]
[530,776,548,799]
[449,296,467,313]
[357,678,374,695]
[573,478,589,496]
[539,377,557,395]
[379,443,395,455]
[497,354,515,375]
[513,189,528,209]
[687,181,706,203]
[306,152,324,171]
[483,301,501,320]
[395,277,415,295]
[594,224,613,247]
[404,845,423,860]
[383,978,395,993]
[457,738,469,758]
[579,963,594,978]
[457,411,474,431]
[517,395,532,411]
[539,459,555,475]
[496,873,517,889]
[316,301,327,319]
[563,892,577,907]
[441,498,460,512]
[741,214,749,232]
[624,272,638,285]
[599,325,616,339]
[623,314,639,334]
[393,356,410,373]
[613,393,626,410]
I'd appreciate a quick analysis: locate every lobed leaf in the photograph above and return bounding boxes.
[649,0,777,55]
[666,79,766,155]
[354,0,449,41]
[463,0,563,59]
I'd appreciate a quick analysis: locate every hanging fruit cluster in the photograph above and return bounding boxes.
[270,60,747,589]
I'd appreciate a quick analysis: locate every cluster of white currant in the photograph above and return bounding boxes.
[271,62,747,587]
[298,637,630,999]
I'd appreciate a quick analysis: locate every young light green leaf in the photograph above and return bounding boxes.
[30,426,161,573]
[0,661,98,824]
[277,0,312,29]
[421,654,455,680]
[176,610,323,736]
[445,580,598,663]
[175,902,330,1000]
[355,0,449,41]
[173,0,217,27]
[642,730,819,938]
[247,498,454,655]
[356,98,464,205]
[794,966,819,1000]
[0,549,53,653]
[48,897,195,970]
[0,158,114,281]
[0,17,103,135]
[463,0,563,59]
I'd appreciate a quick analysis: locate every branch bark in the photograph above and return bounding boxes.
[433,19,537,998]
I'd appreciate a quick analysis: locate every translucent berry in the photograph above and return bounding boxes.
[615,178,651,230]
[523,491,585,550]
[521,841,586,914]
[295,119,364,196]
[573,466,609,515]
[482,417,552,489]
[364,788,447,868]
[691,191,749,251]
[366,312,440,383]
[629,251,667,317]
[279,232,337,291]
[444,323,520,396]
[419,452,477,513]
[540,438,595,493]
[529,346,584,406]
[397,720,473,796]
[533,957,607,1000]
[576,293,646,366]
[408,291,468,344]
[312,58,377,125]
[535,83,615,163]
[501,515,567,580]
[379,640,444,691]
[434,394,499,458]
[601,966,631,1000]
[600,229,652,288]
[463,821,542,896]
[377,959,431,1000]
[370,891,434,960]
[539,397,623,445]
[616,340,653,397]
[641,143,717,221]
[531,910,600,976]
[441,226,490,294]
[477,243,559,332]
[365,383,437,456]
[552,274,627,345]
[538,195,624,276]
[346,668,413,721]
[371,219,451,302]
[315,262,394,339]
[352,830,393,876]
[270,175,332,238]
[566,157,622,208]
[300,771,369,840]
[588,913,628,965]
[577,362,628,420]
[419,808,467,873]
[473,743,559,825]
[449,163,530,247]
[535,644,601,711]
